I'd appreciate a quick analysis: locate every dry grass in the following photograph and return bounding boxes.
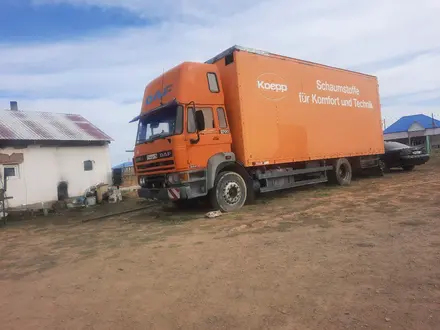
[1,156,440,329]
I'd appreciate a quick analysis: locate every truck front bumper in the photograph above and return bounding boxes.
[138,183,207,201]
[138,169,208,201]
[138,186,189,201]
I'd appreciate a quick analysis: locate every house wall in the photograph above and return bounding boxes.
[384,132,408,141]
[430,135,440,149]
[0,144,111,208]
[408,122,425,132]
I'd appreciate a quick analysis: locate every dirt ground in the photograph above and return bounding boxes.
[1,158,440,330]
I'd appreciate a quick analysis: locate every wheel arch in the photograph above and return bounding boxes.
[206,153,252,190]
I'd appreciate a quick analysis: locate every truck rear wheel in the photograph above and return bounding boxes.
[328,158,352,186]
[210,171,247,212]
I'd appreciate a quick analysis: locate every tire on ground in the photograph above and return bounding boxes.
[210,171,247,212]
[328,158,352,186]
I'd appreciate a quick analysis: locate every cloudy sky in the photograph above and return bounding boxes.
[1,0,439,165]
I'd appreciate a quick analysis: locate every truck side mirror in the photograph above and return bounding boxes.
[195,111,205,131]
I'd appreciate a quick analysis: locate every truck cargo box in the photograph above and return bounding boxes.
[209,46,384,167]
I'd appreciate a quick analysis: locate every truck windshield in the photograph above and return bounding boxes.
[136,105,183,144]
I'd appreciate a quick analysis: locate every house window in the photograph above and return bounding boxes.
[84,160,93,171]
[3,164,19,179]
[207,72,220,93]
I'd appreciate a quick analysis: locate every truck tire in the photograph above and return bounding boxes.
[328,158,352,186]
[210,171,247,212]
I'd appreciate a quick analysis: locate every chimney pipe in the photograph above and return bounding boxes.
[10,101,18,111]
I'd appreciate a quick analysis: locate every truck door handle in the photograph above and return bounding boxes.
[213,136,219,141]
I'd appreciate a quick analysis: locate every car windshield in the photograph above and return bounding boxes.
[136,105,183,144]
[384,141,410,151]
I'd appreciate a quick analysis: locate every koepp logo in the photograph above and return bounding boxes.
[256,73,288,101]
[257,81,288,93]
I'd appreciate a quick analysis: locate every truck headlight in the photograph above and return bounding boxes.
[167,173,180,184]
[167,172,191,184]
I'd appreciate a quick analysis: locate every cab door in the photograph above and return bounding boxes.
[186,105,232,169]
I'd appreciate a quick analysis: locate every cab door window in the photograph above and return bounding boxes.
[216,107,228,128]
[187,107,214,133]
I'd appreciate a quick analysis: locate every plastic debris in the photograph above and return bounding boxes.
[205,210,222,218]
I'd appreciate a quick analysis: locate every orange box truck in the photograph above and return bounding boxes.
[131,46,384,211]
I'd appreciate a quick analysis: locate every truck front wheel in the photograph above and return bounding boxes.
[210,171,247,212]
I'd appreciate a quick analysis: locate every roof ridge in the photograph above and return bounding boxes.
[0,110,112,142]
[0,109,86,117]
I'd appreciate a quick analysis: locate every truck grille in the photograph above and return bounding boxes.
[136,160,174,174]
[143,175,167,189]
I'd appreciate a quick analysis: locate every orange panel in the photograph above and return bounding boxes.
[140,62,224,115]
[215,49,384,166]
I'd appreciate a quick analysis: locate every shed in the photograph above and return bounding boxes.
[0,103,112,208]
[112,161,136,187]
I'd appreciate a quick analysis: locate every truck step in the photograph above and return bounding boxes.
[256,165,333,180]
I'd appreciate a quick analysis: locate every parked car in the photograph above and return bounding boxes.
[380,141,430,171]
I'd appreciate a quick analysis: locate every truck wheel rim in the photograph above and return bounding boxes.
[338,164,349,180]
[223,181,241,205]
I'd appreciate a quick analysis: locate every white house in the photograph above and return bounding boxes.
[0,104,112,209]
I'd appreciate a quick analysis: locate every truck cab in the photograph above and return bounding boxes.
[133,62,233,205]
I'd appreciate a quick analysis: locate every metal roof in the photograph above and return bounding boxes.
[384,114,440,134]
[112,161,133,169]
[0,110,112,142]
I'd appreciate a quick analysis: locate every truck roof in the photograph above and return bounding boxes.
[205,45,376,79]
